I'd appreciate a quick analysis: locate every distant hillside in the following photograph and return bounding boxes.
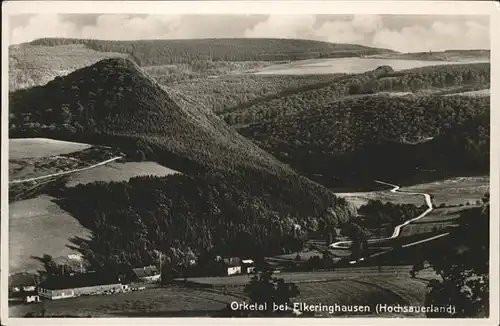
[9,38,394,90]
[372,49,490,62]
[28,37,396,65]
[238,95,489,190]
[9,58,355,267]
[9,44,129,91]
[219,63,490,126]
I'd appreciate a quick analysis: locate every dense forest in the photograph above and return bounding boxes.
[374,63,490,93]
[357,200,426,229]
[219,63,489,126]
[239,95,489,188]
[9,57,356,269]
[55,173,354,270]
[27,38,394,65]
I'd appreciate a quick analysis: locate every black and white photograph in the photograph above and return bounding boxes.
[2,1,499,324]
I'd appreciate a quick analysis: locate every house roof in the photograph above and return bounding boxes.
[9,273,37,288]
[39,272,120,290]
[132,265,159,278]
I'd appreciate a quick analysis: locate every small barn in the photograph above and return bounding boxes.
[24,291,41,304]
[38,272,124,300]
[132,265,161,283]
[241,259,255,274]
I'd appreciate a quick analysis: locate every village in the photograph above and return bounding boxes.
[8,255,257,305]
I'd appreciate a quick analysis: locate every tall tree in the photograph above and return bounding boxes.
[412,196,489,317]
[243,264,300,316]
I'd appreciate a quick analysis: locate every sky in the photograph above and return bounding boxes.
[8,14,490,52]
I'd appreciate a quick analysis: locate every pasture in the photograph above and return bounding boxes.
[65,161,180,187]
[183,265,436,286]
[295,277,427,316]
[444,89,490,97]
[9,138,91,160]
[9,195,91,274]
[336,176,489,208]
[223,276,429,317]
[335,190,424,208]
[400,176,489,206]
[10,156,86,181]
[396,205,475,238]
[9,286,240,317]
[252,57,481,75]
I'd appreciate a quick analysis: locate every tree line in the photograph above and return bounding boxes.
[27,38,391,66]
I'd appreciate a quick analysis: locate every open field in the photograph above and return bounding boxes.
[414,205,475,223]
[222,276,430,317]
[335,190,424,208]
[183,265,436,286]
[65,161,180,187]
[9,138,92,160]
[444,89,490,97]
[295,277,428,316]
[252,57,486,75]
[396,205,477,238]
[9,156,84,181]
[400,176,489,206]
[336,176,488,208]
[9,195,91,274]
[9,139,123,188]
[8,286,240,317]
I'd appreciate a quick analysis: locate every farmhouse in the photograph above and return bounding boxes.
[132,265,161,283]
[38,271,126,300]
[241,259,255,274]
[222,257,242,276]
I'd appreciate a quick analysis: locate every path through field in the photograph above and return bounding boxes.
[330,180,434,250]
[9,156,123,184]
[330,180,451,263]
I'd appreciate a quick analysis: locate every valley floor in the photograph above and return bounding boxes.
[9,266,435,318]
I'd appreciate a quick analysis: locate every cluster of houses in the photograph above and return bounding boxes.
[8,265,161,304]
[9,256,255,304]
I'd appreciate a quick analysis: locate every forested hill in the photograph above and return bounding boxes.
[239,95,490,189]
[25,38,396,65]
[9,57,287,177]
[9,58,355,264]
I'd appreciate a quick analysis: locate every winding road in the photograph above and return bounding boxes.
[330,180,435,250]
[9,156,124,185]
